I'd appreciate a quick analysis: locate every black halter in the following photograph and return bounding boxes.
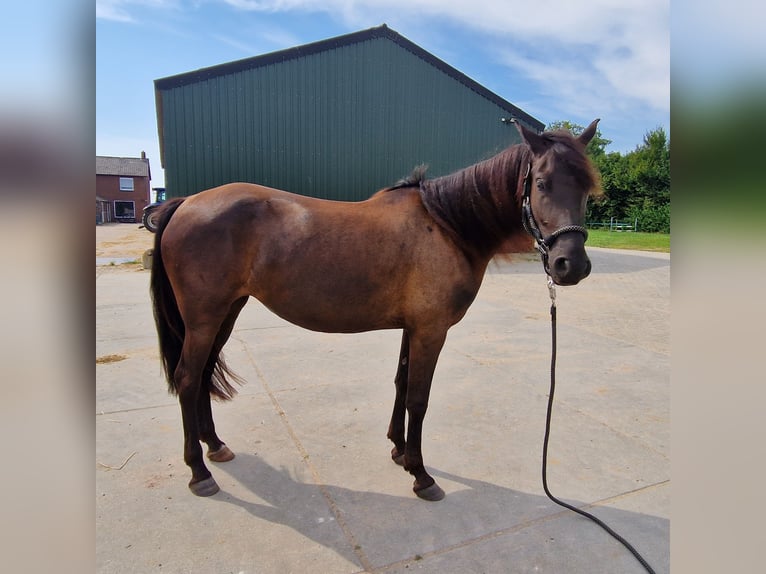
[520,163,589,275]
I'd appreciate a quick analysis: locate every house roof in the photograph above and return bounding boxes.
[96,156,151,179]
[154,24,543,131]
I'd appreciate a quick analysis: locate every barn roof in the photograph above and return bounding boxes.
[154,24,543,135]
[96,156,151,178]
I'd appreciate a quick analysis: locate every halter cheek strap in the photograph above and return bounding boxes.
[521,163,589,275]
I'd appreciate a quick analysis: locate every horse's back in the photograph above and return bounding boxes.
[164,182,428,256]
[169,181,408,231]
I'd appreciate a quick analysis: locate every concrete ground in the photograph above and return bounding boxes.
[96,230,669,574]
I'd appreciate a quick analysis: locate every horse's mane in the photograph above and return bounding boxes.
[385,130,598,257]
[416,144,531,256]
[385,164,429,191]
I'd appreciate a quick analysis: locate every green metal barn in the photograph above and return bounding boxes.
[154,24,543,200]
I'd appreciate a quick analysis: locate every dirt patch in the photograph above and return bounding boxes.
[96,223,154,260]
[96,354,128,364]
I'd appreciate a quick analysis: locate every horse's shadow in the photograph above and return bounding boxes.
[211,453,668,571]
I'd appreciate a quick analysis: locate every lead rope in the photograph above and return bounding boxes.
[542,277,657,574]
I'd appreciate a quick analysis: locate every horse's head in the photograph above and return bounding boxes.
[516,119,600,286]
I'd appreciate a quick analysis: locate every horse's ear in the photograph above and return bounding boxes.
[515,121,548,155]
[577,119,600,146]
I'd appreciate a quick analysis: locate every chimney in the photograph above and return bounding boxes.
[140,150,146,159]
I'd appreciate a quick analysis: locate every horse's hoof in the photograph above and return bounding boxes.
[189,476,219,497]
[207,444,235,462]
[414,482,445,501]
[391,447,405,466]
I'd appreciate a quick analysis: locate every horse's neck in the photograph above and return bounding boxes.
[418,147,527,259]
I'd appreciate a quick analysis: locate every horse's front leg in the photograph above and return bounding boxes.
[402,329,447,501]
[387,330,409,466]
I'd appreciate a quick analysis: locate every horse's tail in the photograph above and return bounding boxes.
[149,198,188,396]
[150,198,241,401]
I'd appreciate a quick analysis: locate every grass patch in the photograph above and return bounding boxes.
[586,229,670,252]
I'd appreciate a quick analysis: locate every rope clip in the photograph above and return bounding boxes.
[547,275,557,307]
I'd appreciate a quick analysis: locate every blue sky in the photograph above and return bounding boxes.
[96,0,670,188]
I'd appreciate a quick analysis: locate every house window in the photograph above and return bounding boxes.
[114,200,135,219]
[119,177,134,191]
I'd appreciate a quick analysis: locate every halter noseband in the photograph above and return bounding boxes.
[521,163,589,275]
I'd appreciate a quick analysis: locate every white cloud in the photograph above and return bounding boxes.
[98,0,669,115]
[218,0,669,114]
[96,0,182,23]
[96,0,135,22]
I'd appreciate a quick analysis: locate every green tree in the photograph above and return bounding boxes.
[623,127,670,231]
[592,152,633,220]
[629,127,670,207]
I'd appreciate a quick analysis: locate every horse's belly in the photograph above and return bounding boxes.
[257,291,402,334]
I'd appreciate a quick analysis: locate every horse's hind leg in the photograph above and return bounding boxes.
[198,394,233,462]
[198,296,249,463]
[387,330,409,466]
[175,325,221,496]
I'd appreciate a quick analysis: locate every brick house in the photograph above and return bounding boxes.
[96,152,152,223]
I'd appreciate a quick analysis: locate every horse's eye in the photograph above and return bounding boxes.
[536,179,546,191]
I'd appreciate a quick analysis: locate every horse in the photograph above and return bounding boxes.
[150,119,601,501]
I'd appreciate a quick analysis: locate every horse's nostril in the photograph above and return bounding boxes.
[552,255,590,282]
[553,256,570,275]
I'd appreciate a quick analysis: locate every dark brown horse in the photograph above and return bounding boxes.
[150,119,600,501]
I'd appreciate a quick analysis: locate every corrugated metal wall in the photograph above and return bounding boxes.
[158,35,531,200]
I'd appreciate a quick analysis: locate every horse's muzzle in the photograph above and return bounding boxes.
[549,250,591,286]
